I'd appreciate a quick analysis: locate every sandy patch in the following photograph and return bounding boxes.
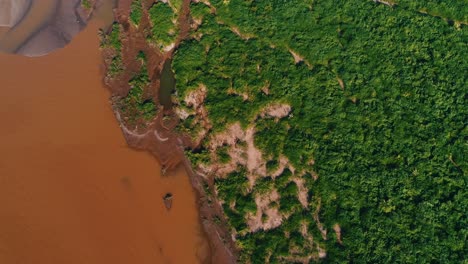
[333,223,343,245]
[258,103,291,120]
[289,49,304,64]
[245,127,267,179]
[261,81,270,95]
[163,42,176,52]
[230,26,253,40]
[191,17,203,30]
[207,123,267,187]
[313,198,328,240]
[288,48,312,67]
[372,0,396,7]
[337,76,345,90]
[185,83,207,109]
[246,189,283,232]
[270,155,296,178]
[293,177,309,208]
[183,83,212,146]
[174,107,190,119]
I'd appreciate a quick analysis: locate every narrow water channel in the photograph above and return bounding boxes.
[0,7,209,264]
[159,59,176,110]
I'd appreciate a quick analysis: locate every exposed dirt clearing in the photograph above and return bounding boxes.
[288,49,311,67]
[372,0,396,7]
[207,123,268,187]
[247,189,283,232]
[337,76,345,90]
[258,103,292,120]
[293,177,309,208]
[313,198,328,240]
[289,49,304,64]
[182,84,211,146]
[333,223,343,245]
[245,127,267,181]
[230,26,252,40]
[185,83,207,109]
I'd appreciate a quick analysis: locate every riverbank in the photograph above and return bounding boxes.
[101,1,238,262]
[0,17,209,264]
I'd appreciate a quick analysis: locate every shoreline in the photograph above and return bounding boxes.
[0,19,206,264]
[101,0,238,262]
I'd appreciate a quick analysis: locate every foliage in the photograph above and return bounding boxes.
[148,2,178,49]
[185,148,211,166]
[130,0,143,26]
[118,53,156,125]
[125,0,467,262]
[101,23,124,77]
[108,55,123,77]
[106,23,122,50]
[81,0,91,10]
[216,145,231,164]
[397,0,468,22]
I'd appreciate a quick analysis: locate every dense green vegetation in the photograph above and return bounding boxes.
[101,23,124,77]
[103,0,468,262]
[129,0,143,26]
[214,166,323,263]
[148,2,178,50]
[106,23,121,50]
[170,0,467,262]
[170,0,183,13]
[81,0,91,10]
[118,53,157,126]
[397,0,468,22]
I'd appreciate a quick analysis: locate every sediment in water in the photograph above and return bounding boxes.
[102,0,238,262]
[0,4,209,263]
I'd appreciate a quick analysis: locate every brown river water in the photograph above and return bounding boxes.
[0,3,209,264]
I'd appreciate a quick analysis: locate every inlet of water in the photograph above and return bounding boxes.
[159,59,176,110]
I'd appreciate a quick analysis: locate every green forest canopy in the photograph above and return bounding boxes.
[117,0,468,262]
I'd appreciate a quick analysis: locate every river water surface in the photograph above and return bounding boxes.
[0,6,209,264]
[159,59,176,109]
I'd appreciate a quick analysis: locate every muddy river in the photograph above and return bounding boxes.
[0,3,209,264]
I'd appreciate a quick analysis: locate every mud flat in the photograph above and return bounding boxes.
[0,0,31,27]
[0,0,115,56]
[0,20,209,264]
